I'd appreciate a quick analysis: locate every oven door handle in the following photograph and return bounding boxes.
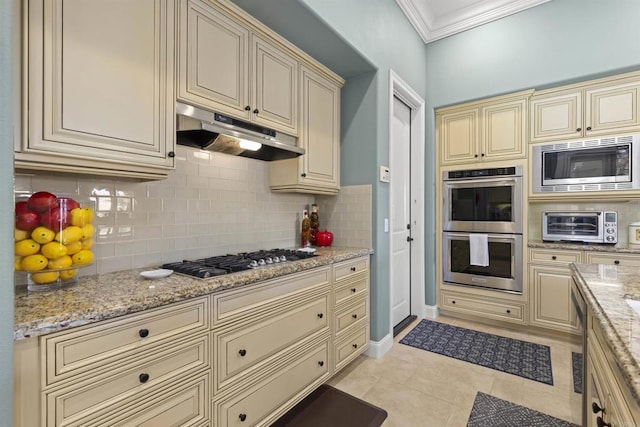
[444,177,519,187]
[443,232,521,242]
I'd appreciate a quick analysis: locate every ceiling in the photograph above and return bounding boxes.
[395,0,551,43]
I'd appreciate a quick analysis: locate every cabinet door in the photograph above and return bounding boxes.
[178,0,250,120]
[585,81,640,137]
[438,108,479,165]
[530,90,583,142]
[529,265,578,333]
[251,34,298,135]
[481,98,527,161]
[22,0,175,173]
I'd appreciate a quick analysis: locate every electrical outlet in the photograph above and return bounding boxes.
[380,166,390,183]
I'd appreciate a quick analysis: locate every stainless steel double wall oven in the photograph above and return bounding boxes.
[442,166,524,293]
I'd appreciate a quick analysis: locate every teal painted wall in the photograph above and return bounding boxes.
[0,0,15,422]
[300,0,428,341]
[423,0,640,305]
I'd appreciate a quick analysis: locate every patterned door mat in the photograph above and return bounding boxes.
[572,352,583,394]
[399,319,553,385]
[467,392,579,427]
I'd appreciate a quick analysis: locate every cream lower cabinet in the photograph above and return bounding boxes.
[332,257,370,372]
[528,248,581,334]
[14,297,211,427]
[210,267,333,426]
[177,0,298,136]
[586,310,640,427]
[17,0,176,179]
[437,90,532,166]
[270,65,342,195]
[530,72,640,143]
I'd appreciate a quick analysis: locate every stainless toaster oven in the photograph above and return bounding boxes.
[542,211,617,244]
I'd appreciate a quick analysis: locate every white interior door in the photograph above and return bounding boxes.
[391,96,412,327]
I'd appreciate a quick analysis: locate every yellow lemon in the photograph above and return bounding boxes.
[21,254,48,272]
[81,239,94,250]
[14,256,23,271]
[48,255,73,270]
[30,271,60,284]
[31,226,56,244]
[72,250,94,266]
[41,242,68,259]
[70,207,95,226]
[81,224,95,239]
[15,239,41,257]
[60,269,78,281]
[65,241,83,255]
[54,226,83,245]
[15,228,29,242]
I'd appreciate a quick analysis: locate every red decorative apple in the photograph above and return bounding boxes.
[15,201,30,215]
[15,208,41,231]
[27,191,59,213]
[58,197,80,212]
[40,207,70,231]
[316,230,333,247]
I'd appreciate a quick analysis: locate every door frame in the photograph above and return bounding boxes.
[388,69,425,334]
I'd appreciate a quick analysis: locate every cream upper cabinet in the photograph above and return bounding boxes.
[438,90,531,166]
[178,0,298,136]
[270,65,342,194]
[17,0,176,179]
[530,74,640,143]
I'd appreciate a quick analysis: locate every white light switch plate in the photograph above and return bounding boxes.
[380,166,390,182]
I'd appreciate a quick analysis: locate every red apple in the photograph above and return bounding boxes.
[316,230,334,247]
[15,201,30,215]
[27,191,59,213]
[40,207,70,231]
[15,210,41,231]
[58,197,80,211]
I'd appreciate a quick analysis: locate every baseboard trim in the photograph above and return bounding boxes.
[424,304,439,319]
[365,333,393,359]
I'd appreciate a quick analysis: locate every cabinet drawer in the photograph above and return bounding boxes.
[110,373,209,427]
[529,248,582,264]
[214,294,329,392]
[335,299,367,335]
[45,334,208,427]
[216,341,330,427]
[584,252,640,267]
[334,257,369,282]
[43,297,209,386]
[335,325,369,372]
[334,276,367,306]
[441,291,525,323]
[212,268,330,325]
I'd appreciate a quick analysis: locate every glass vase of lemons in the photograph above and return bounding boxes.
[14,192,95,291]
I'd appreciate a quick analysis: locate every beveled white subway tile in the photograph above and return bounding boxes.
[163,224,189,238]
[164,171,188,187]
[97,256,133,275]
[187,175,209,188]
[162,249,189,264]
[133,197,162,213]
[115,240,149,256]
[148,211,175,226]
[30,175,79,196]
[188,199,211,213]
[79,181,115,198]
[175,211,200,225]
[174,236,199,250]
[13,174,33,194]
[198,188,220,201]
[147,183,176,199]
[162,199,189,213]
[187,247,210,260]
[93,242,116,258]
[115,211,147,226]
[175,186,200,200]
[132,252,162,269]
[134,225,164,239]
[198,163,220,178]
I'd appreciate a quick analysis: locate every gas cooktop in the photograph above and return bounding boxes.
[162,249,317,279]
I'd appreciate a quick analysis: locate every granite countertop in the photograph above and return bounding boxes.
[529,241,640,253]
[571,263,640,406]
[14,247,373,340]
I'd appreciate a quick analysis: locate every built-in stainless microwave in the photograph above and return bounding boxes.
[532,134,640,193]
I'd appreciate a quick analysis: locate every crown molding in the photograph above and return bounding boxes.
[397,0,551,44]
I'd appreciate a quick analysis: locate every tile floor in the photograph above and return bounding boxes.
[328,315,582,426]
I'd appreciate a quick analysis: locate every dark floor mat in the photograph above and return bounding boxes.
[270,384,387,427]
[400,319,554,385]
[467,392,579,427]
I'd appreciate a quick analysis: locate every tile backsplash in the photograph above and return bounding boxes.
[14,145,373,281]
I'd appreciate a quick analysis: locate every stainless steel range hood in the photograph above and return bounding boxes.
[176,102,304,161]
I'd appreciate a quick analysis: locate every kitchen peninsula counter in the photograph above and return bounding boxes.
[14,247,373,340]
[571,263,640,406]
